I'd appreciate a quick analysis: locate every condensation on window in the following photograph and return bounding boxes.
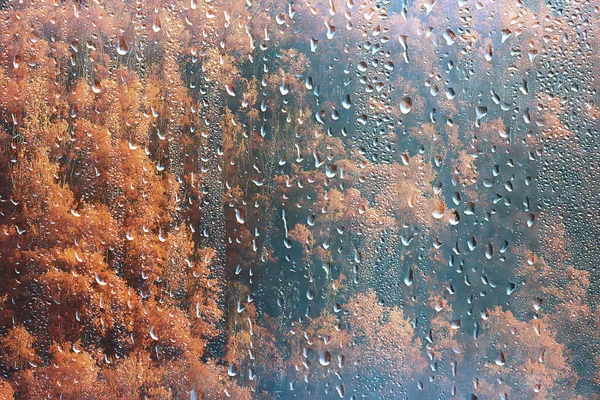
[0,0,598,399]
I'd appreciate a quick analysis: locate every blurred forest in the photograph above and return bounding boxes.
[0,0,599,398]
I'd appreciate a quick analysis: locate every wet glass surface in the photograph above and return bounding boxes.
[0,0,599,398]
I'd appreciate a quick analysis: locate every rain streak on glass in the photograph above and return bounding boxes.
[0,0,598,399]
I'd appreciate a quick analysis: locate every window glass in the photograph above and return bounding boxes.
[0,0,598,398]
